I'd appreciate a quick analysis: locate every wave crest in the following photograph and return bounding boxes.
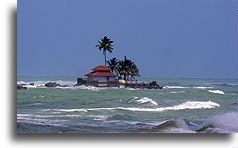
[208,90,224,95]
[129,97,158,106]
[48,101,219,113]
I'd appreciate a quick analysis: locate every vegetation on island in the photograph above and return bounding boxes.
[108,56,140,81]
[96,36,140,81]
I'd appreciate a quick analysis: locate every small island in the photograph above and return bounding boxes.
[76,36,163,89]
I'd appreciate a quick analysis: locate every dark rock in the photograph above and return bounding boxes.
[147,81,163,89]
[150,81,158,86]
[29,83,34,86]
[17,84,27,90]
[45,82,60,87]
[60,85,69,87]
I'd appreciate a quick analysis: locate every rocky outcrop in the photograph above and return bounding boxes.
[29,83,34,86]
[44,82,69,87]
[45,82,60,87]
[123,80,163,89]
[60,85,70,87]
[17,84,27,90]
[147,81,163,89]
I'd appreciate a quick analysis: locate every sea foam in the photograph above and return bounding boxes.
[193,86,213,89]
[17,80,76,88]
[129,97,158,105]
[74,85,106,91]
[208,90,225,95]
[170,91,185,94]
[164,86,187,89]
[51,101,220,113]
[207,112,237,133]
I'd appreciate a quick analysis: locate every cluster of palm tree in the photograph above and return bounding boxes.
[96,36,140,81]
[107,57,140,81]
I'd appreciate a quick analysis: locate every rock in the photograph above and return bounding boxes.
[60,85,69,87]
[29,83,34,86]
[45,82,60,87]
[150,81,158,86]
[17,84,27,90]
[146,81,163,89]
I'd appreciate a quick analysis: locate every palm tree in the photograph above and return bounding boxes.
[107,58,119,74]
[96,36,114,66]
[118,56,130,80]
[117,56,140,81]
[128,64,140,80]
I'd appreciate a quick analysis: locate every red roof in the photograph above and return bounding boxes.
[92,65,111,71]
[85,72,117,77]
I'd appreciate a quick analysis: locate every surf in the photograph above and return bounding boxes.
[208,90,225,95]
[128,97,158,106]
[47,101,220,113]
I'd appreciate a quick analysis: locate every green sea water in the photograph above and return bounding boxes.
[17,77,237,133]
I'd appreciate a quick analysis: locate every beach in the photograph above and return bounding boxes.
[17,76,237,133]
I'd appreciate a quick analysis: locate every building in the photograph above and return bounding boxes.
[77,65,119,87]
[85,65,117,82]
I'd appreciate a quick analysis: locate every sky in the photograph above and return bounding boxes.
[17,0,237,79]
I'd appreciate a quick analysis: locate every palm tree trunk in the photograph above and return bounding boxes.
[104,51,106,66]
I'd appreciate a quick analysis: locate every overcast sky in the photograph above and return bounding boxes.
[17,0,237,79]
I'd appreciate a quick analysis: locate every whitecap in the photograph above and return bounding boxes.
[129,97,158,105]
[170,91,185,94]
[164,86,187,89]
[52,101,220,113]
[75,85,106,91]
[127,88,140,90]
[208,90,224,95]
[17,80,76,88]
[205,112,237,133]
[193,86,213,89]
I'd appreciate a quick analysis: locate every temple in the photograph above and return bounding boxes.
[77,65,119,87]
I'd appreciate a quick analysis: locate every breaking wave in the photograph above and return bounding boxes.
[206,112,237,133]
[165,86,213,89]
[17,80,75,88]
[164,86,187,89]
[208,90,225,95]
[170,91,185,94]
[73,85,106,91]
[47,101,219,113]
[129,97,158,106]
[192,86,213,89]
[149,112,237,133]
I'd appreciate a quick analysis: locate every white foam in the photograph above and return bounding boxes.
[170,91,185,94]
[128,88,140,90]
[17,81,27,85]
[207,112,237,133]
[119,85,125,88]
[73,85,106,91]
[129,97,158,105]
[193,86,213,89]
[17,80,76,88]
[208,90,225,95]
[52,101,219,113]
[59,109,88,112]
[164,86,187,89]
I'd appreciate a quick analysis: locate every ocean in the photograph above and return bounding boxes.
[17,76,237,133]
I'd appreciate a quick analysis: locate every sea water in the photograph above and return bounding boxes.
[17,76,237,133]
